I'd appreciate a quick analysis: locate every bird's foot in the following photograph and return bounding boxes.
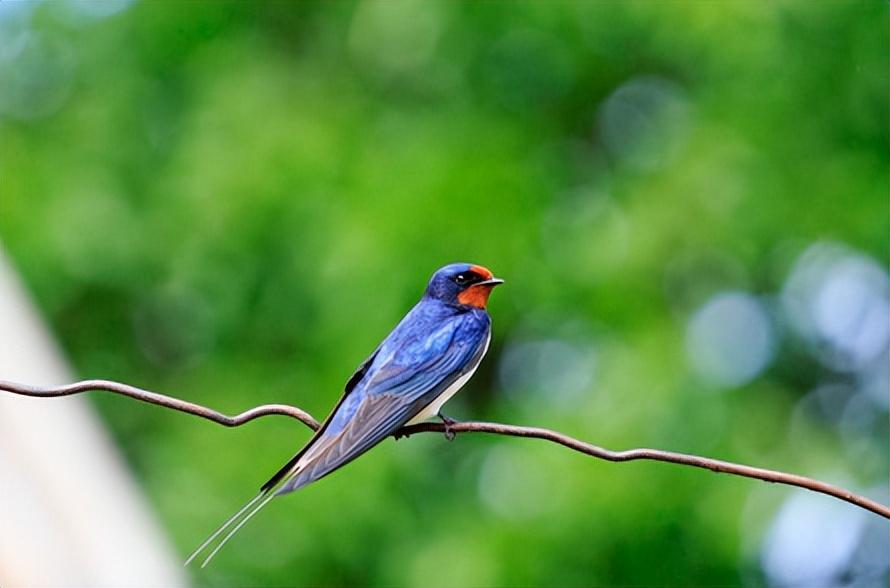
[438,412,458,441]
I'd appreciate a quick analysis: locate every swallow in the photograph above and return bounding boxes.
[186,263,504,567]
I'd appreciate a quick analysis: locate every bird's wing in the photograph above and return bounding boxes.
[343,347,380,395]
[275,319,487,495]
[259,347,381,494]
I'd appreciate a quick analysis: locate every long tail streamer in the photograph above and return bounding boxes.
[185,491,270,568]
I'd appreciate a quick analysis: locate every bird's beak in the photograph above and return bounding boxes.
[478,277,504,287]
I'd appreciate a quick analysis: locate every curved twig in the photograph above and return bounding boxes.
[0,379,320,430]
[1,379,887,519]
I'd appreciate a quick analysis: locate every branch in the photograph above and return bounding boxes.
[2,379,887,519]
[1,379,320,429]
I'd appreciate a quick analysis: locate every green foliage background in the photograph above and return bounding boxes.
[1,1,887,586]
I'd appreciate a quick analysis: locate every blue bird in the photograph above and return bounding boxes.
[187,263,504,567]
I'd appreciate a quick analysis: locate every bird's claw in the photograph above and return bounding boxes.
[438,412,458,441]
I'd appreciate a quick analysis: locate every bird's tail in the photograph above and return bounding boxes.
[185,466,299,568]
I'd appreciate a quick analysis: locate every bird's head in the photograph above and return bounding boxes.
[425,263,504,309]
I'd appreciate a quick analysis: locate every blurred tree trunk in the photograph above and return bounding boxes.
[0,245,185,587]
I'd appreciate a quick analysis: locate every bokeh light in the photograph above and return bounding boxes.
[686,291,775,389]
[761,490,868,587]
[597,75,691,173]
[782,242,890,372]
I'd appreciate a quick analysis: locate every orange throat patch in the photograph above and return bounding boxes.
[457,284,494,309]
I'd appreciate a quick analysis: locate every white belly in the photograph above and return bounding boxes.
[406,332,491,425]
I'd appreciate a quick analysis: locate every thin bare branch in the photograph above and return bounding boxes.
[2,378,887,519]
[0,379,320,430]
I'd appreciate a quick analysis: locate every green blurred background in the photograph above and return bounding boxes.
[1,0,888,586]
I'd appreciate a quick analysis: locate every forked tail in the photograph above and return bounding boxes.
[185,466,298,568]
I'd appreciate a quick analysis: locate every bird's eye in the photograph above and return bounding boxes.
[454,273,470,286]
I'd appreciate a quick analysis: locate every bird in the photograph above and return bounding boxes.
[186,262,504,567]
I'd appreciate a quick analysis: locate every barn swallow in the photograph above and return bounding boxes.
[186,263,503,567]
